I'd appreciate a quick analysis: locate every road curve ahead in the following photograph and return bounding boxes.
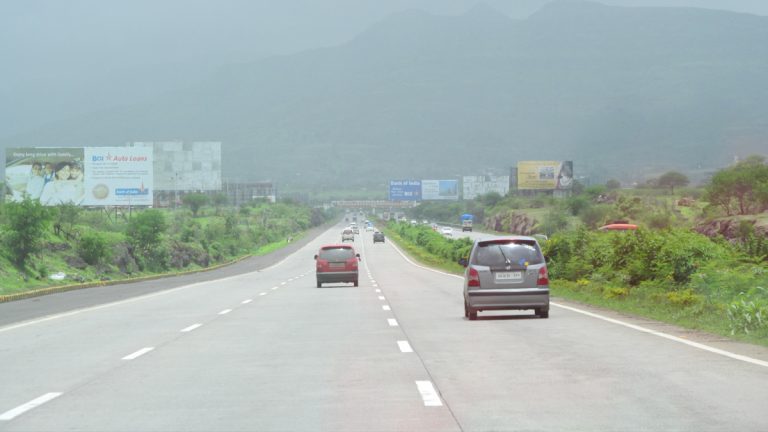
[1,222,767,431]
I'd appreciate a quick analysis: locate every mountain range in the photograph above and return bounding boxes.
[4,1,768,190]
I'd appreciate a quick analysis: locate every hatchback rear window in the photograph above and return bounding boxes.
[319,247,354,261]
[473,240,543,266]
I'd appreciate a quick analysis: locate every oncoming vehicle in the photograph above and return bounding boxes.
[341,228,355,242]
[315,244,360,287]
[373,231,385,243]
[460,236,550,320]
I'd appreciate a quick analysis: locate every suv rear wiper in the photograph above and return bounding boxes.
[497,245,511,266]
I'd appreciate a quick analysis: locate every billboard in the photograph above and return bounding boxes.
[517,161,573,190]
[5,147,85,205]
[421,179,459,201]
[4,147,153,206]
[388,180,422,201]
[130,141,221,191]
[462,175,510,200]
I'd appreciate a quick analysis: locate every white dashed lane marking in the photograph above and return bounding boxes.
[242,299,253,304]
[378,296,386,300]
[181,324,202,332]
[0,393,63,421]
[382,305,391,311]
[122,347,154,360]
[415,381,443,406]
[387,318,398,327]
[259,293,267,296]
[397,341,413,353]
[218,309,232,315]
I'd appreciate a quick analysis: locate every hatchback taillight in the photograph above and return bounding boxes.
[537,266,549,286]
[347,258,358,270]
[316,259,328,271]
[468,267,480,288]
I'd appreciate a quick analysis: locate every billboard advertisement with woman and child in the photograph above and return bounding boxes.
[4,147,153,206]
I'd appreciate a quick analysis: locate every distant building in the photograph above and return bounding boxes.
[222,181,276,206]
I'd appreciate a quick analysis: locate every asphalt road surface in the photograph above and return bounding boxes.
[1,222,767,431]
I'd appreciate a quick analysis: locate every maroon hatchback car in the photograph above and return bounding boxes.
[315,244,360,287]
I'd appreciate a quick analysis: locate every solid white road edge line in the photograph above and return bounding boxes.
[122,347,154,360]
[397,340,413,353]
[392,236,768,369]
[415,381,443,407]
[387,318,398,327]
[0,392,63,421]
[552,302,768,368]
[181,324,202,332]
[218,309,232,315]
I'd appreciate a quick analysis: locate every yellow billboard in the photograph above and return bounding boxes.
[518,161,573,190]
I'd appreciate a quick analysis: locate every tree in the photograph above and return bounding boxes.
[605,179,621,190]
[706,158,768,215]
[656,171,689,194]
[182,193,208,217]
[54,203,81,238]
[211,193,229,215]
[126,209,167,255]
[3,198,53,267]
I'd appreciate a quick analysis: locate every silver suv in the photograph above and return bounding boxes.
[460,236,550,320]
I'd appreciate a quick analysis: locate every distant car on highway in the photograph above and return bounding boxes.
[315,244,360,287]
[440,226,453,236]
[460,236,549,320]
[352,225,360,234]
[341,228,355,242]
[365,225,374,232]
[373,231,385,243]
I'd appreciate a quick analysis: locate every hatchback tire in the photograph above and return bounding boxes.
[316,281,322,288]
[354,280,359,287]
[468,307,478,321]
[537,308,549,318]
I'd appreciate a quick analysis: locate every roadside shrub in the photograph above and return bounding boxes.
[665,288,701,307]
[78,232,112,265]
[579,205,611,229]
[603,286,629,299]
[727,296,768,335]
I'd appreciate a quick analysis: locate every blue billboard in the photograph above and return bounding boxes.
[388,180,422,201]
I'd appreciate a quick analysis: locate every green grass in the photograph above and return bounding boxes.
[551,280,768,347]
[381,227,464,275]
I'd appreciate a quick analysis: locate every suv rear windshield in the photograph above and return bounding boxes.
[319,247,354,261]
[473,240,543,266]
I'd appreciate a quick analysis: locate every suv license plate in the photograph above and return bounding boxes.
[495,271,522,281]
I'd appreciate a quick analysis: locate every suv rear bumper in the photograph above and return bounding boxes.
[466,288,549,309]
[317,271,358,283]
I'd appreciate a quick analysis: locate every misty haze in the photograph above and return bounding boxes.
[1,1,767,431]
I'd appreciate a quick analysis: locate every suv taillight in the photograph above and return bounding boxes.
[537,266,549,286]
[468,267,480,288]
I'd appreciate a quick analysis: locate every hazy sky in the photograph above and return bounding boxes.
[2,0,767,136]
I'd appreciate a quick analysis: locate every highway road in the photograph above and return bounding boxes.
[1,222,768,431]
